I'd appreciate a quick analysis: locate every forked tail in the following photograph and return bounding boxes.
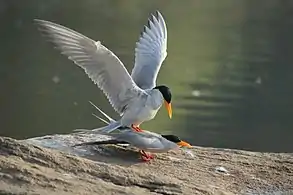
[73,101,122,134]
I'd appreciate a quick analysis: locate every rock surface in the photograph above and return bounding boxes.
[0,134,293,195]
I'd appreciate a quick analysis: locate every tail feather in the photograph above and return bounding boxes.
[94,121,121,133]
[73,128,96,133]
[91,113,109,124]
[73,101,122,134]
[73,121,121,134]
[89,101,115,123]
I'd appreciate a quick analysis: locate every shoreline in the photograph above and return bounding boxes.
[0,134,292,195]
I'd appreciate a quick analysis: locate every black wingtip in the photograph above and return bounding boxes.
[155,10,160,17]
[147,17,151,28]
[139,11,161,37]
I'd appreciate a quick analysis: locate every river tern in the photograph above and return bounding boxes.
[35,11,171,132]
[73,104,191,161]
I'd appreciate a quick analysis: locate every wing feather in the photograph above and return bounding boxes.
[131,11,168,89]
[114,130,165,149]
[35,19,142,115]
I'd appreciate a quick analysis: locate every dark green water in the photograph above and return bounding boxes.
[1,0,293,152]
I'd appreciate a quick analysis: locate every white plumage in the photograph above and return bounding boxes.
[131,11,168,90]
[73,102,191,161]
[35,11,172,133]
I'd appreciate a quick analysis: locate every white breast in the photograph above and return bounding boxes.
[120,90,163,126]
[146,89,164,110]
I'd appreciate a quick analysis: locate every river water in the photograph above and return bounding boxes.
[1,0,293,152]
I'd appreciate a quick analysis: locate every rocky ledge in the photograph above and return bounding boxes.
[0,134,292,195]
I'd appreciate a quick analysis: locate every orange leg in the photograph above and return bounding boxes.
[131,124,143,132]
[139,150,154,162]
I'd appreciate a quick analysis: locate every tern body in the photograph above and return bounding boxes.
[73,103,191,161]
[96,129,180,153]
[120,88,163,127]
[35,11,172,132]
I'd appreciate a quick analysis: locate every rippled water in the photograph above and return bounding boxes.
[1,0,293,152]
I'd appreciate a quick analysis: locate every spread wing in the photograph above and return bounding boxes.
[35,19,143,115]
[131,11,168,90]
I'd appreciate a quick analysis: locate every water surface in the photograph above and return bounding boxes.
[1,0,293,152]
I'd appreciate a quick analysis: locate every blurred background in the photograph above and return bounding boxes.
[1,0,293,152]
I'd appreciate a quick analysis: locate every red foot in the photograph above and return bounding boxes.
[142,155,152,162]
[140,150,154,162]
[131,125,143,132]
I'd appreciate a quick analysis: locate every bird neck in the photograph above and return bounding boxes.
[147,89,164,109]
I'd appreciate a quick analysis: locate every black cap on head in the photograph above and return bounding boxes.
[153,85,172,103]
[161,134,181,143]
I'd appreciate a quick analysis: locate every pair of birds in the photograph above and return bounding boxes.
[35,11,191,161]
[75,102,191,161]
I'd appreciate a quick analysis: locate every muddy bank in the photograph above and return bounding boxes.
[0,134,292,195]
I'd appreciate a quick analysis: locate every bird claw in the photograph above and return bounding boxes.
[141,155,152,162]
[140,150,154,162]
[131,125,143,132]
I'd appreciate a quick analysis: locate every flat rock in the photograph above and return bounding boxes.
[0,134,293,195]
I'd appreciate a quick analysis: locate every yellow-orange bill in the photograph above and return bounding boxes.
[164,101,172,119]
[177,141,192,148]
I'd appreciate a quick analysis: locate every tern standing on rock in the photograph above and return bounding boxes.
[73,103,191,162]
[35,11,172,133]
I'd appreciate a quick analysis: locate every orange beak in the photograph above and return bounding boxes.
[164,101,172,119]
[177,141,192,148]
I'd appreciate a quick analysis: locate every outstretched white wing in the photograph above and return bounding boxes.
[131,11,168,89]
[35,19,143,115]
